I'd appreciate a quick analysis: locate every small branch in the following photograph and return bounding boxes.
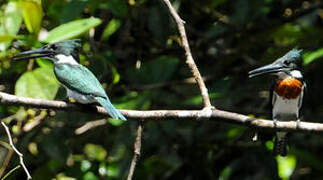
[161,0,212,108]
[1,121,32,179]
[2,92,323,133]
[127,120,144,180]
[74,119,107,135]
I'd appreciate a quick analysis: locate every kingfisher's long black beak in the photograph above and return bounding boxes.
[13,48,54,61]
[248,63,289,78]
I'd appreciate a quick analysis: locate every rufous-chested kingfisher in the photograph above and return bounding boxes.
[248,49,305,156]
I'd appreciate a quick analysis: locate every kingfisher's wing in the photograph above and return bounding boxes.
[54,63,107,97]
[298,82,306,109]
[270,83,276,118]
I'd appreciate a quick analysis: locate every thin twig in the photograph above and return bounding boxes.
[1,92,323,133]
[127,120,144,180]
[161,0,212,108]
[1,121,32,179]
[1,165,21,180]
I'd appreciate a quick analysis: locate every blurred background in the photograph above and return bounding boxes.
[1,0,323,179]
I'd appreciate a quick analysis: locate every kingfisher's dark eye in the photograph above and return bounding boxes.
[51,44,57,50]
[284,60,291,65]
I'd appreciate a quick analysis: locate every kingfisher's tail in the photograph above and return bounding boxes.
[273,132,288,156]
[95,97,127,121]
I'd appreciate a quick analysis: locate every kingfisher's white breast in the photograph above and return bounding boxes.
[272,92,300,120]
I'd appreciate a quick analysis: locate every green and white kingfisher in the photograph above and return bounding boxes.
[248,49,305,156]
[13,39,126,121]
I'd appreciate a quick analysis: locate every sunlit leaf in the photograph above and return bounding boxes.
[81,160,92,172]
[0,2,23,51]
[108,118,124,126]
[45,17,102,43]
[15,66,59,100]
[110,65,120,84]
[276,155,296,180]
[36,58,53,68]
[84,144,107,161]
[21,0,43,34]
[83,171,99,180]
[265,141,274,151]
[102,18,121,40]
[0,35,15,42]
[303,48,323,65]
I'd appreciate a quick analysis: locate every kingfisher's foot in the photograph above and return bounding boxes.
[62,97,76,103]
[68,97,76,103]
[252,131,258,142]
[273,119,277,127]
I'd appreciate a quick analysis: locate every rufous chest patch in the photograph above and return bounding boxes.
[274,77,303,99]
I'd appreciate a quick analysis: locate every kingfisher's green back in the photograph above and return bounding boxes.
[54,63,107,98]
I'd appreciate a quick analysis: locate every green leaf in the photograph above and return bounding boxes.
[148,6,170,44]
[106,163,119,178]
[21,0,43,34]
[126,56,179,84]
[114,91,152,110]
[83,172,99,180]
[108,118,124,126]
[303,48,323,65]
[36,58,54,68]
[41,130,70,165]
[84,144,107,161]
[44,17,102,43]
[102,18,121,40]
[0,35,15,43]
[276,155,297,180]
[265,140,274,151]
[60,0,89,23]
[271,24,302,46]
[0,2,23,51]
[55,173,77,180]
[15,66,59,100]
[106,0,127,17]
[110,65,120,84]
[81,160,92,172]
[219,166,231,180]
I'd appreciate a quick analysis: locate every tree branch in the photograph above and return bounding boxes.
[161,0,212,108]
[1,121,32,179]
[127,120,143,180]
[1,92,323,133]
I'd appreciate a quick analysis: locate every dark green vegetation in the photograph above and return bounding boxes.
[1,0,323,179]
